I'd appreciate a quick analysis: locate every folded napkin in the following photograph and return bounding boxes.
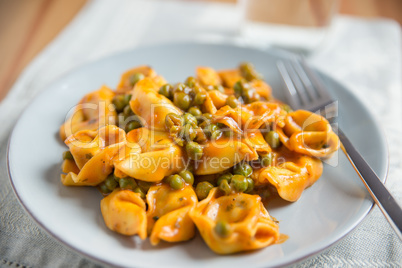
[0,0,400,267]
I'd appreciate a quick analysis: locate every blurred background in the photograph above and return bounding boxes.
[0,0,401,101]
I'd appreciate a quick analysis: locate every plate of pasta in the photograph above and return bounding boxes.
[8,43,388,267]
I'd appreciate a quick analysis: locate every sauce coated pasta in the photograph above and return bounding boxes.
[59,63,339,254]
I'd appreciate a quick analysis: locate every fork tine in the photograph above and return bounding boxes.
[277,61,301,110]
[278,57,336,113]
[284,61,311,106]
[299,57,331,100]
[292,60,317,100]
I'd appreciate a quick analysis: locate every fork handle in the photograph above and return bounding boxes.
[336,127,402,240]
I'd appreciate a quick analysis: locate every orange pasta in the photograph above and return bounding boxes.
[58,63,339,254]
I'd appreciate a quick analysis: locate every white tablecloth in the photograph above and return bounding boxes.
[0,0,401,267]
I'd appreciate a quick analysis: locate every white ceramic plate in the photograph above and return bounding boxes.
[8,43,388,268]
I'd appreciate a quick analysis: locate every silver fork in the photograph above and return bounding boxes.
[277,58,402,240]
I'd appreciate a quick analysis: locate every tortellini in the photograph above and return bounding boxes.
[277,110,340,158]
[101,189,147,238]
[61,125,141,186]
[196,66,222,87]
[59,85,116,141]
[242,129,271,156]
[195,137,258,175]
[249,80,272,100]
[189,188,280,254]
[252,147,323,202]
[206,90,228,110]
[146,184,198,245]
[60,159,84,186]
[129,78,182,131]
[115,127,187,182]
[116,65,167,93]
[115,144,186,182]
[218,69,243,88]
[212,102,285,133]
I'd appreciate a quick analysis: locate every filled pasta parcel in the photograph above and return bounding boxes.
[58,63,339,254]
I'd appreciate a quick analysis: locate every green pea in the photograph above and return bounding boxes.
[170,126,181,135]
[193,85,203,94]
[105,174,118,191]
[216,123,226,129]
[123,94,132,104]
[182,124,196,141]
[216,173,233,186]
[218,179,232,195]
[125,120,141,132]
[129,73,145,86]
[214,220,231,238]
[264,131,281,149]
[174,137,184,147]
[214,85,225,92]
[179,170,194,185]
[199,120,209,130]
[231,175,248,193]
[174,83,186,93]
[159,84,173,99]
[169,174,184,190]
[260,189,271,199]
[186,141,203,161]
[119,177,137,190]
[183,113,198,127]
[205,124,218,135]
[233,80,243,98]
[112,95,127,113]
[137,181,153,192]
[233,163,253,177]
[241,88,254,104]
[194,128,207,143]
[260,153,272,167]
[223,130,233,138]
[185,76,197,88]
[211,130,222,140]
[123,105,133,117]
[246,178,254,193]
[240,62,261,81]
[241,87,259,104]
[165,113,184,129]
[194,92,207,105]
[188,107,202,117]
[199,120,208,130]
[203,113,213,120]
[226,95,239,108]
[195,181,214,200]
[134,187,146,199]
[282,104,292,113]
[174,92,191,110]
[62,150,73,160]
[163,175,174,184]
[186,163,195,173]
[99,183,111,194]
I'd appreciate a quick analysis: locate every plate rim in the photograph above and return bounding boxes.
[6,41,389,268]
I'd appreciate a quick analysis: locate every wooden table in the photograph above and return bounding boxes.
[0,0,400,101]
[0,0,87,100]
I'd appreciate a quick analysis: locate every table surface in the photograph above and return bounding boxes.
[0,0,401,102]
